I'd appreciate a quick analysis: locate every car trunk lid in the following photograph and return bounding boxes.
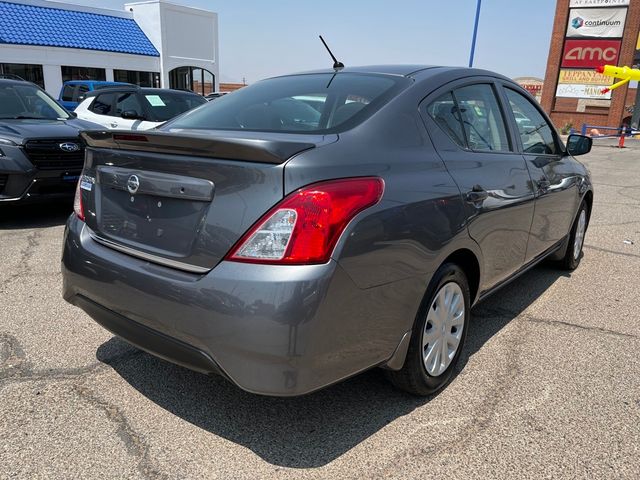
[79,130,334,272]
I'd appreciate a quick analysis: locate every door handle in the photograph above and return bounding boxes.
[538,178,551,190]
[110,122,118,128]
[465,186,489,203]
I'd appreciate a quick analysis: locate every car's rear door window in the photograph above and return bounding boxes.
[453,84,510,152]
[427,92,467,148]
[504,88,558,155]
[164,73,408,134]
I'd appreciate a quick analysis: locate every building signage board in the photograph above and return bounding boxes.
[561,39,621,68]
[566,7,627,38]
[556,83,612,99]
[558,69,614,85]
[569,0,629,7]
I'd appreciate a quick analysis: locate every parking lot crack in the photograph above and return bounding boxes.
[584,244,640,259]
[0,344,143,388]
[0,229,43,290]
[72,383,170,480]
[0,333,29,379]
[375,317,528,477]
[520,314,637,340]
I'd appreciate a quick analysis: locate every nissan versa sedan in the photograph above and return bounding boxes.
[62,65,593,397]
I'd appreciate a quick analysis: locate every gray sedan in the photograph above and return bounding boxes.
[62,65,593,396]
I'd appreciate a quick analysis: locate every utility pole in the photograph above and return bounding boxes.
[468,0,482,68]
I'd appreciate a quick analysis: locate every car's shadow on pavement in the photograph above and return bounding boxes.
[0,201,72,229]
[97,264,569,468]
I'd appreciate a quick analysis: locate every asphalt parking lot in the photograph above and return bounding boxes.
[1,141,639,479]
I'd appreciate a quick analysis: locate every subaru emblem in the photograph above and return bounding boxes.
[59,142,80,152]
[127,175,140,195]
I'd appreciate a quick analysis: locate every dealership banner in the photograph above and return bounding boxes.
[570,0,629,7]
[558,69,614,85]
[561,39,621,68]
[556,83,612,99]
[566,8,627,38]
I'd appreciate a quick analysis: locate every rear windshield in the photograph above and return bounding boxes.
[143,91,207,122]
[164,73,408,134]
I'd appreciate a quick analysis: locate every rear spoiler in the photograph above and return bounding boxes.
[80,130,319,165]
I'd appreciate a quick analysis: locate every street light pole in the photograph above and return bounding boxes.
[468,0,482,68]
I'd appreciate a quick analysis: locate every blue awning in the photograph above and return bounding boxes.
[0,1,159,57]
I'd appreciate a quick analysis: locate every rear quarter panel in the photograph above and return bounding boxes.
[283,85,480,365]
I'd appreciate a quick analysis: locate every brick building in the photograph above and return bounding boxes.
[541,0,640,131]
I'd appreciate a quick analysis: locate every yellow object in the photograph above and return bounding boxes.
[595,65,640,93]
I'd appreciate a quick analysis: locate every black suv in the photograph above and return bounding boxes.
[0,76,101,203]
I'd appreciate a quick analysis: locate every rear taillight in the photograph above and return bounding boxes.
[226,177,384,265]
[73,178,84,221]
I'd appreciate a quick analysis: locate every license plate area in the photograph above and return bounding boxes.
[99,189,207,256]
[96,166,214,257]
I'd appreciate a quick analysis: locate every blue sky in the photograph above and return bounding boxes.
[52,0,557,83]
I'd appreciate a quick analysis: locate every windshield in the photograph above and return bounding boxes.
[164,73,408,134]
[142,91,207,122]
[0,83,69,120]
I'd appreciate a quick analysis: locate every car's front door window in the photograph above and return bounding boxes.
[505,89,558,155]
[115,92,144,118]
[89,93,116,116]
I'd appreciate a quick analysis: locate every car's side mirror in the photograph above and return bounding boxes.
[77,95,85,102]
[566,134,592,156]
[121,110,143,120]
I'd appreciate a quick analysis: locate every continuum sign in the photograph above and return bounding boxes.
[566,7,627,38]
[561,39,621,68]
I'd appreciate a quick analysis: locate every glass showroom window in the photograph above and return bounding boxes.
[169,66,215,95]
[61,66,106,82]
[0,63,45,88]
[114,70,160,88]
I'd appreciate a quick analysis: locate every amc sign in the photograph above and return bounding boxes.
[562,39,621,68]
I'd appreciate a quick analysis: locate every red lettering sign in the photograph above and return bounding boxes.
[562,39,621,68]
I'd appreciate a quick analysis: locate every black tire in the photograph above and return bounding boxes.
[387,263,470,396]
[560,201,589,271]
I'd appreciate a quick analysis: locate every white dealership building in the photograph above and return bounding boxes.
[0,0,219,97]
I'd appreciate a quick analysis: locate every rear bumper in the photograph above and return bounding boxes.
[72,294,226,377]
[62,215,420,396]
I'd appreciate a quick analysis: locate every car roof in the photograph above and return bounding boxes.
[64,80,126,85]
[287,65,438,77]
[0,78,26,86]
[273,65,514,84]
[0,77,37,87]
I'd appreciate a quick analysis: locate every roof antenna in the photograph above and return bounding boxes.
[319,35,344,70]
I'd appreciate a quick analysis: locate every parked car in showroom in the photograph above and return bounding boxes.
[62,65,593,397]
[74,86,207,131]
[58,80,133,111]
[0,75,101,203]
